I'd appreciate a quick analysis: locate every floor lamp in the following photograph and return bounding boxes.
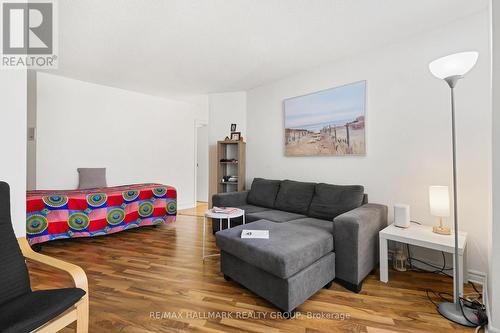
[428,51,479,326]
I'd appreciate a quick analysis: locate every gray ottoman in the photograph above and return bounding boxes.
[216,219,335,312]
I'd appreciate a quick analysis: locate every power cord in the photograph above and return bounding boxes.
[424,290,488,330]
[405,243,453,277]
[407,221,487,330]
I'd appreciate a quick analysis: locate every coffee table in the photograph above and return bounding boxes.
[203,208,245,260]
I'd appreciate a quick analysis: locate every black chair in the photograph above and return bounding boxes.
[0,181,89,333]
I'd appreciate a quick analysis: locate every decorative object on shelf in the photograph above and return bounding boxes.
[392,247,407,272]
[429,186,451,235]
[231,123,237,132]
[230,132,241,141]
[220,158,238,163]
[225,136,230,140]
[394,204,410,228]
[429,50,479,327]
[221,175,238,183]
[284,80,366,156]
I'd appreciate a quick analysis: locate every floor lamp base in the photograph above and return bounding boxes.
[438,302,479,327]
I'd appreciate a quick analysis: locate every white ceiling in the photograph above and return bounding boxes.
[51,0,487,97]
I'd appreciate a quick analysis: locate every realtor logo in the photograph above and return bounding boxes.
[1,0,57,69]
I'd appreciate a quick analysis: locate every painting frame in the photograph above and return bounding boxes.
[283,80,367,157]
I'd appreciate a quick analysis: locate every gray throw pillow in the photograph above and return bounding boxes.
[247,178,281,208]
[308,183,364,220]
[77,168,107,189]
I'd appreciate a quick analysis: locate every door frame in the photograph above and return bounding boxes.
[194,120,208,206]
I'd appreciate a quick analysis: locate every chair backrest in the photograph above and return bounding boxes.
[0,181,31,305]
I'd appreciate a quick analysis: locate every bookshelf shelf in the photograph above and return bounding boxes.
[217,141,245,194]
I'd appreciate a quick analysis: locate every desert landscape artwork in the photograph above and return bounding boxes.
[284,81,366,156]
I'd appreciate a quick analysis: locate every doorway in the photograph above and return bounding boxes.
[196,123,209,203]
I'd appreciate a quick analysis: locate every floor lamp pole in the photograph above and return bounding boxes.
[437,76,478,326]
[429,51,480,327]
[449,84,460,311]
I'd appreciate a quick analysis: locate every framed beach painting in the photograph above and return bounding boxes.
[284,80,366,156]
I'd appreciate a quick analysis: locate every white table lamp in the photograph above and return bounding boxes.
[429,186,451,235]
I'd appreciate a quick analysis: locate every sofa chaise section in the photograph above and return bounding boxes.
[212,178,388,293]
[216,220,335,312]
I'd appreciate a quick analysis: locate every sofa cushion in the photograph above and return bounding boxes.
[287,218,335,249]
[308,183,364,220]
[216,220,333,279]
[237,204,271,215]
[247,178,281,208]
[246,210,306,223]
[274,180,316,214]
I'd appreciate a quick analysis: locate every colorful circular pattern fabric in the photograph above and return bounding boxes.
[125,222,139,229]
[27,214,48,235]
[106,208,125,225]
[153,218,164,225]
[123,190,139,201]
[153,187,166,197]
[166,199,176,215]
[86,193,107,207]
[68,212,90,230]
[138,201,154,217]
[42,195,68,208]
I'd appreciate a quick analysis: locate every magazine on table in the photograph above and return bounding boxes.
[212,206,239,214]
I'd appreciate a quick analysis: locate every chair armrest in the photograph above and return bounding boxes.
[333,203,388,287]
[212,191,249,207]
[18,238,88,292]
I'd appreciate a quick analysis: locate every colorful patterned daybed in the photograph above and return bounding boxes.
[26,183,177,246]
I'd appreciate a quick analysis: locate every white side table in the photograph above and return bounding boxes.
[379,223,467,302]
[203,208,245,260]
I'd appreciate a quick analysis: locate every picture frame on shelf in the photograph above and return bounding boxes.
[231,132,241,141]
[231,123,237,132]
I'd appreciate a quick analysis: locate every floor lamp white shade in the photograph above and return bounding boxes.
[429,51,479,80]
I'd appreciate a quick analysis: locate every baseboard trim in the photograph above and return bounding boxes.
[467,269,487,285]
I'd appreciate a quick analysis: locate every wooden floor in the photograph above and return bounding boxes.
[27,202,482,333]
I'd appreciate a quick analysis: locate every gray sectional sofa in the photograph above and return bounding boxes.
[213,178,388,313]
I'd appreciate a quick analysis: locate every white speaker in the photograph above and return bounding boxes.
[394,204,410,228]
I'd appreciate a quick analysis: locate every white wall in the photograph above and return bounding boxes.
[0,71,27,237]
[489,0,500,330]
[36,73,207,209]
[208,92,247,205]
[246,12,491,276]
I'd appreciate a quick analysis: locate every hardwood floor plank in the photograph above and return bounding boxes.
[27,204,481,332]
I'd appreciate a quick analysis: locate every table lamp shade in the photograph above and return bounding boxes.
[429,51,478,80]
[429,186,450,217]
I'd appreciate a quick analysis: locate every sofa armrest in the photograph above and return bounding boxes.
[333,203,388,289]
[212,191,249,207]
